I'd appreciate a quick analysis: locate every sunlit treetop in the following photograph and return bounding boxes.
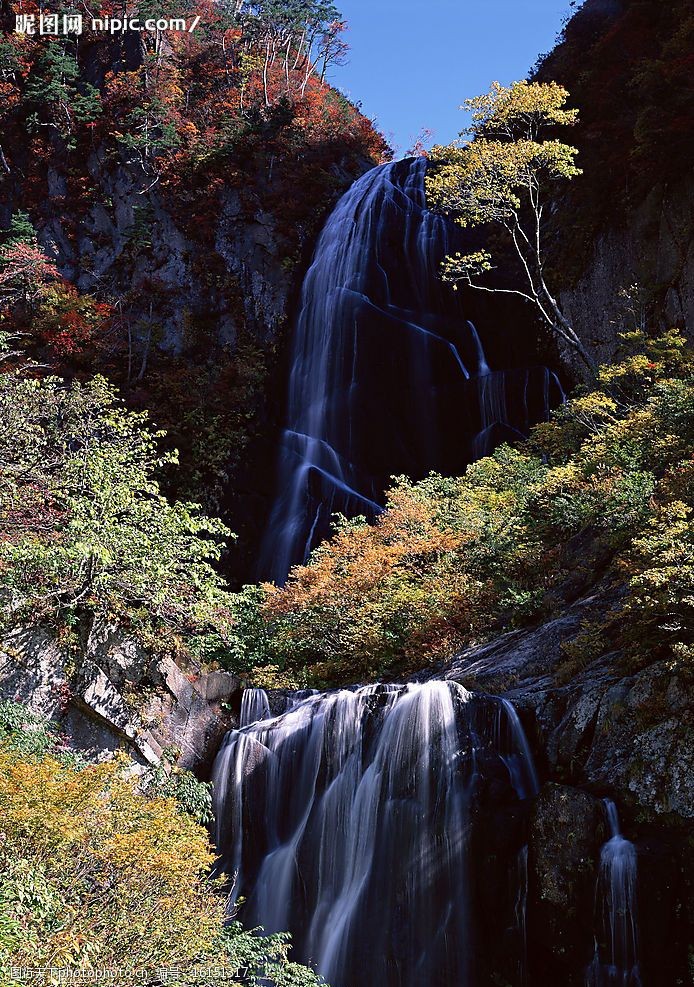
[462,79,579,140]
[427,80,589,369]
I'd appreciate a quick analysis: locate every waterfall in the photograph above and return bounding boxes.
[259,157,564,583]
[239,687,271,727]
[497,697,540,800]
[587,799,642,986]
[211,681,540,987]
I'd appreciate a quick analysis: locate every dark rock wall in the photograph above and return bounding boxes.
[433,593,693,986]
[559,179,694,377]
[0,621,242,777]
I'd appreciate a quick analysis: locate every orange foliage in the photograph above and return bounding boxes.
[262,486,473,681]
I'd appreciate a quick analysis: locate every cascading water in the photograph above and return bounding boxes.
[239,687,272,727]
[211,681,539,987]
[259,156,564,583]
[586,799,642,987]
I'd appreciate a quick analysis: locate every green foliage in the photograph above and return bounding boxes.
[0,372,234,638]
[237,333,694,685]
[125,202,156,254]
[24,40,101,148]
[214,923,327,987]
[624,502,694,665]
[147,339,270,512]
[0,699,84,767]
[141,749,214,825]
[0,211,37,250]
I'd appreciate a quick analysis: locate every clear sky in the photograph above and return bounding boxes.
[330,0,575,156]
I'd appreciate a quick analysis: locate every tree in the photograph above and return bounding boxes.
[0,212,60,366]
[0,373,232,633]
[234,0,344,103]
[0,210,37,249]
[427,81,594,370]
[0,705,325,986]
[23,40,102,149]
[0,242,59,308]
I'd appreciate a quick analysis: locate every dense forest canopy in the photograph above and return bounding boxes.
[534,0,694,279]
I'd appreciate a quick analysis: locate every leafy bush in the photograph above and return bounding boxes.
[0,710,324,986]
[141,749,215,826]
[0,372,234,639]
[231,332,694,685]
[0,699,84,766]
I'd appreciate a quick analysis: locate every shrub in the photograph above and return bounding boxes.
[233,333,694,685]
[0,708,324,986]
[0,372,233,640]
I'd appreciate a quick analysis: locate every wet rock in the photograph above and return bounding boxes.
[527,783,604,983]
[436,588,694,986]
[437,590,694,822]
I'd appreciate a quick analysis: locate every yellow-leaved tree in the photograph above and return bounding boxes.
[427,80,593,370]
[0,705,325,987]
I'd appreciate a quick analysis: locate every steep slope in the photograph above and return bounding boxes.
[0,1,388,575]
[433,588,692,986]
[534,0,694,369]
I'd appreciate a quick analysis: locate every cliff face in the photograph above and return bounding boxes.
[431,589,693,987]
[47,162,286,352]
[559,177,694,374]
[534,0,694,373]
[39,149,371,358]
[0,11,388,560]
[0,620,242,777]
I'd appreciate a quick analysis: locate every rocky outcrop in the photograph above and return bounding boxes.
[560,179,694,376]
[528,784,606,980]
[0,620,242,776]
[436,590,693,820]
[431,590,693,985]
[29,143,376,365]
[39,155,299,356]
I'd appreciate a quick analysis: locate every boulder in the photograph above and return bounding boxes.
[527,783,604,983]
[0,622,242,776]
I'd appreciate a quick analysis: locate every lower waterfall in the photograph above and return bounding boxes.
[586,800,642,987]
[211,681,539,987]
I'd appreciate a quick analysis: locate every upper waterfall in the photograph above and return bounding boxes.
[259,157,563,583]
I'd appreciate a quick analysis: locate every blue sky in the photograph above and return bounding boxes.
[331,0,575,155]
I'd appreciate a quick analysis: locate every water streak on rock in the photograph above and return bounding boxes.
[587,799,642,986]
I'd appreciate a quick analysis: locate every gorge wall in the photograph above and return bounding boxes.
[536,0,694,375]
[0,12,389,573]
[558,171,694,377]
